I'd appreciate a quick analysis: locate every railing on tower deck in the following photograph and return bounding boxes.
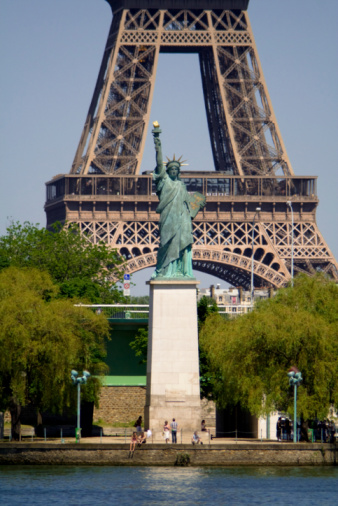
[74,304,149,319]
[74,304,253,319]
[46,174,317,202]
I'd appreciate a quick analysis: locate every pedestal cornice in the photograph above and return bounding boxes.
[146,279,200,286]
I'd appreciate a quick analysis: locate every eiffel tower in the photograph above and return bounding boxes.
[45,0,337,289]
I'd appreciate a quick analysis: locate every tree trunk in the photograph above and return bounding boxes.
[9,398,21,441]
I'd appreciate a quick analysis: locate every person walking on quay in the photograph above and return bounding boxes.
[276,417,282,441]
[170,418,178,444]
[163,420,170,444]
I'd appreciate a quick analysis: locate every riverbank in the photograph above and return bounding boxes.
[0,441,337,466]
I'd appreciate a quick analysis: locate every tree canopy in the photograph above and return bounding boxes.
[0,221,124,303]
[200,274,338,420]
[0,267,110,438]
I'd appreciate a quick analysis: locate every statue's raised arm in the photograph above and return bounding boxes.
[152,121,165,176]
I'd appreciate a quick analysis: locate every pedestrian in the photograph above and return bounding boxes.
[129,432,138,458]
[170,418,178,444]
[163,420,170,443]
[201,420,207,432]
[276,417,281,441]
[138,429,152,445]
[192,431,203,445]
[134,416,143,432]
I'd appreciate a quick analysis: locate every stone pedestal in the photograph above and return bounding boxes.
[144,280,201,433]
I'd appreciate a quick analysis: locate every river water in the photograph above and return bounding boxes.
[0,466,337,505]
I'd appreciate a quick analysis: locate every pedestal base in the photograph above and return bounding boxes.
[144,280,201,433]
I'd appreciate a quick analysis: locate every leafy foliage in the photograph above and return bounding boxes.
[0,267,110,421]
[130,295,150,304]
[129,328,148,365]
[197,295,219,329]
[0,221,125,303]
[197,296,221,399]
[200,274,338,420]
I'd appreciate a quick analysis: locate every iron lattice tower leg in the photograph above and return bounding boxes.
[70,5,292,178]
[45,2,337,286]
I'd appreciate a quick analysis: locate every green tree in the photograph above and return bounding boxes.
[0,267,110,439]
[197,296,221,399]
[197,295,219,329]
[130,295,150,305]
[0,221,125,303]
[200,274,338,421]
[129,328,148,365]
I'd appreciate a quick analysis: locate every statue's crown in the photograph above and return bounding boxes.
[164,155,188,168]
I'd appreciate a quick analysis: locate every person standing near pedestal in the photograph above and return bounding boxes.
[163,421,170,444]
[170,418,178,444]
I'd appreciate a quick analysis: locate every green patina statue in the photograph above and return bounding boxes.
[151,121,206,279]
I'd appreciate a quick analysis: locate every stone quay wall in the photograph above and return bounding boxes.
[0,443,337,466]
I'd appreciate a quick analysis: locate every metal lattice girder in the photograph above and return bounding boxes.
[61,216,336,288]
[70,4,292,177]
[45,170,338,287]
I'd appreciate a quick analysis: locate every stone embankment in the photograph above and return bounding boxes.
[0,441,337,466]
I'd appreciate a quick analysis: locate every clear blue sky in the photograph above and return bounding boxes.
[1,0,337,294]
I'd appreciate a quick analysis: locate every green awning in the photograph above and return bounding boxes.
[101,375,146,386]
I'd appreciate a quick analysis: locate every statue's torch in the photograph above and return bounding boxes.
[152,120,161,139]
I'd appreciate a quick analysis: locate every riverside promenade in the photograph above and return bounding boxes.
[0,435,337,466]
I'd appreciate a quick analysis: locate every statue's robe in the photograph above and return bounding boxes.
[153,171,193,277]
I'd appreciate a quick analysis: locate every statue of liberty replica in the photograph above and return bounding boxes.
[151,121,205,279]
[144,122,205,437]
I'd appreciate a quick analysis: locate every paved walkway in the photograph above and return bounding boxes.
[2,427,279,445]
[2,434,274,445]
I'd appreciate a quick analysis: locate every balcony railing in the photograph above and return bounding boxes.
[46,174,317,203]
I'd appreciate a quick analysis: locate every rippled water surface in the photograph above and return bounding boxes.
[0,466,337,505]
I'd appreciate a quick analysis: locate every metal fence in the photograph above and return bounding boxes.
[74,304,149,319]
[75,304,253,319]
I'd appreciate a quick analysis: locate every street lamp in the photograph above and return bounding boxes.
[250,207,261,302]
[287,367,302,442]
[71,370,91,443]
[286,201,294,287]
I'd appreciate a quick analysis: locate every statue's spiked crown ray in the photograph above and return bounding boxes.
[164,154,188,167]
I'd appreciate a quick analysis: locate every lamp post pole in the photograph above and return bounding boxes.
[71,370,91,443]
[77,382,81,436]
[287,368,302,442]
[287,201,294,286]
[250,207,261,302]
